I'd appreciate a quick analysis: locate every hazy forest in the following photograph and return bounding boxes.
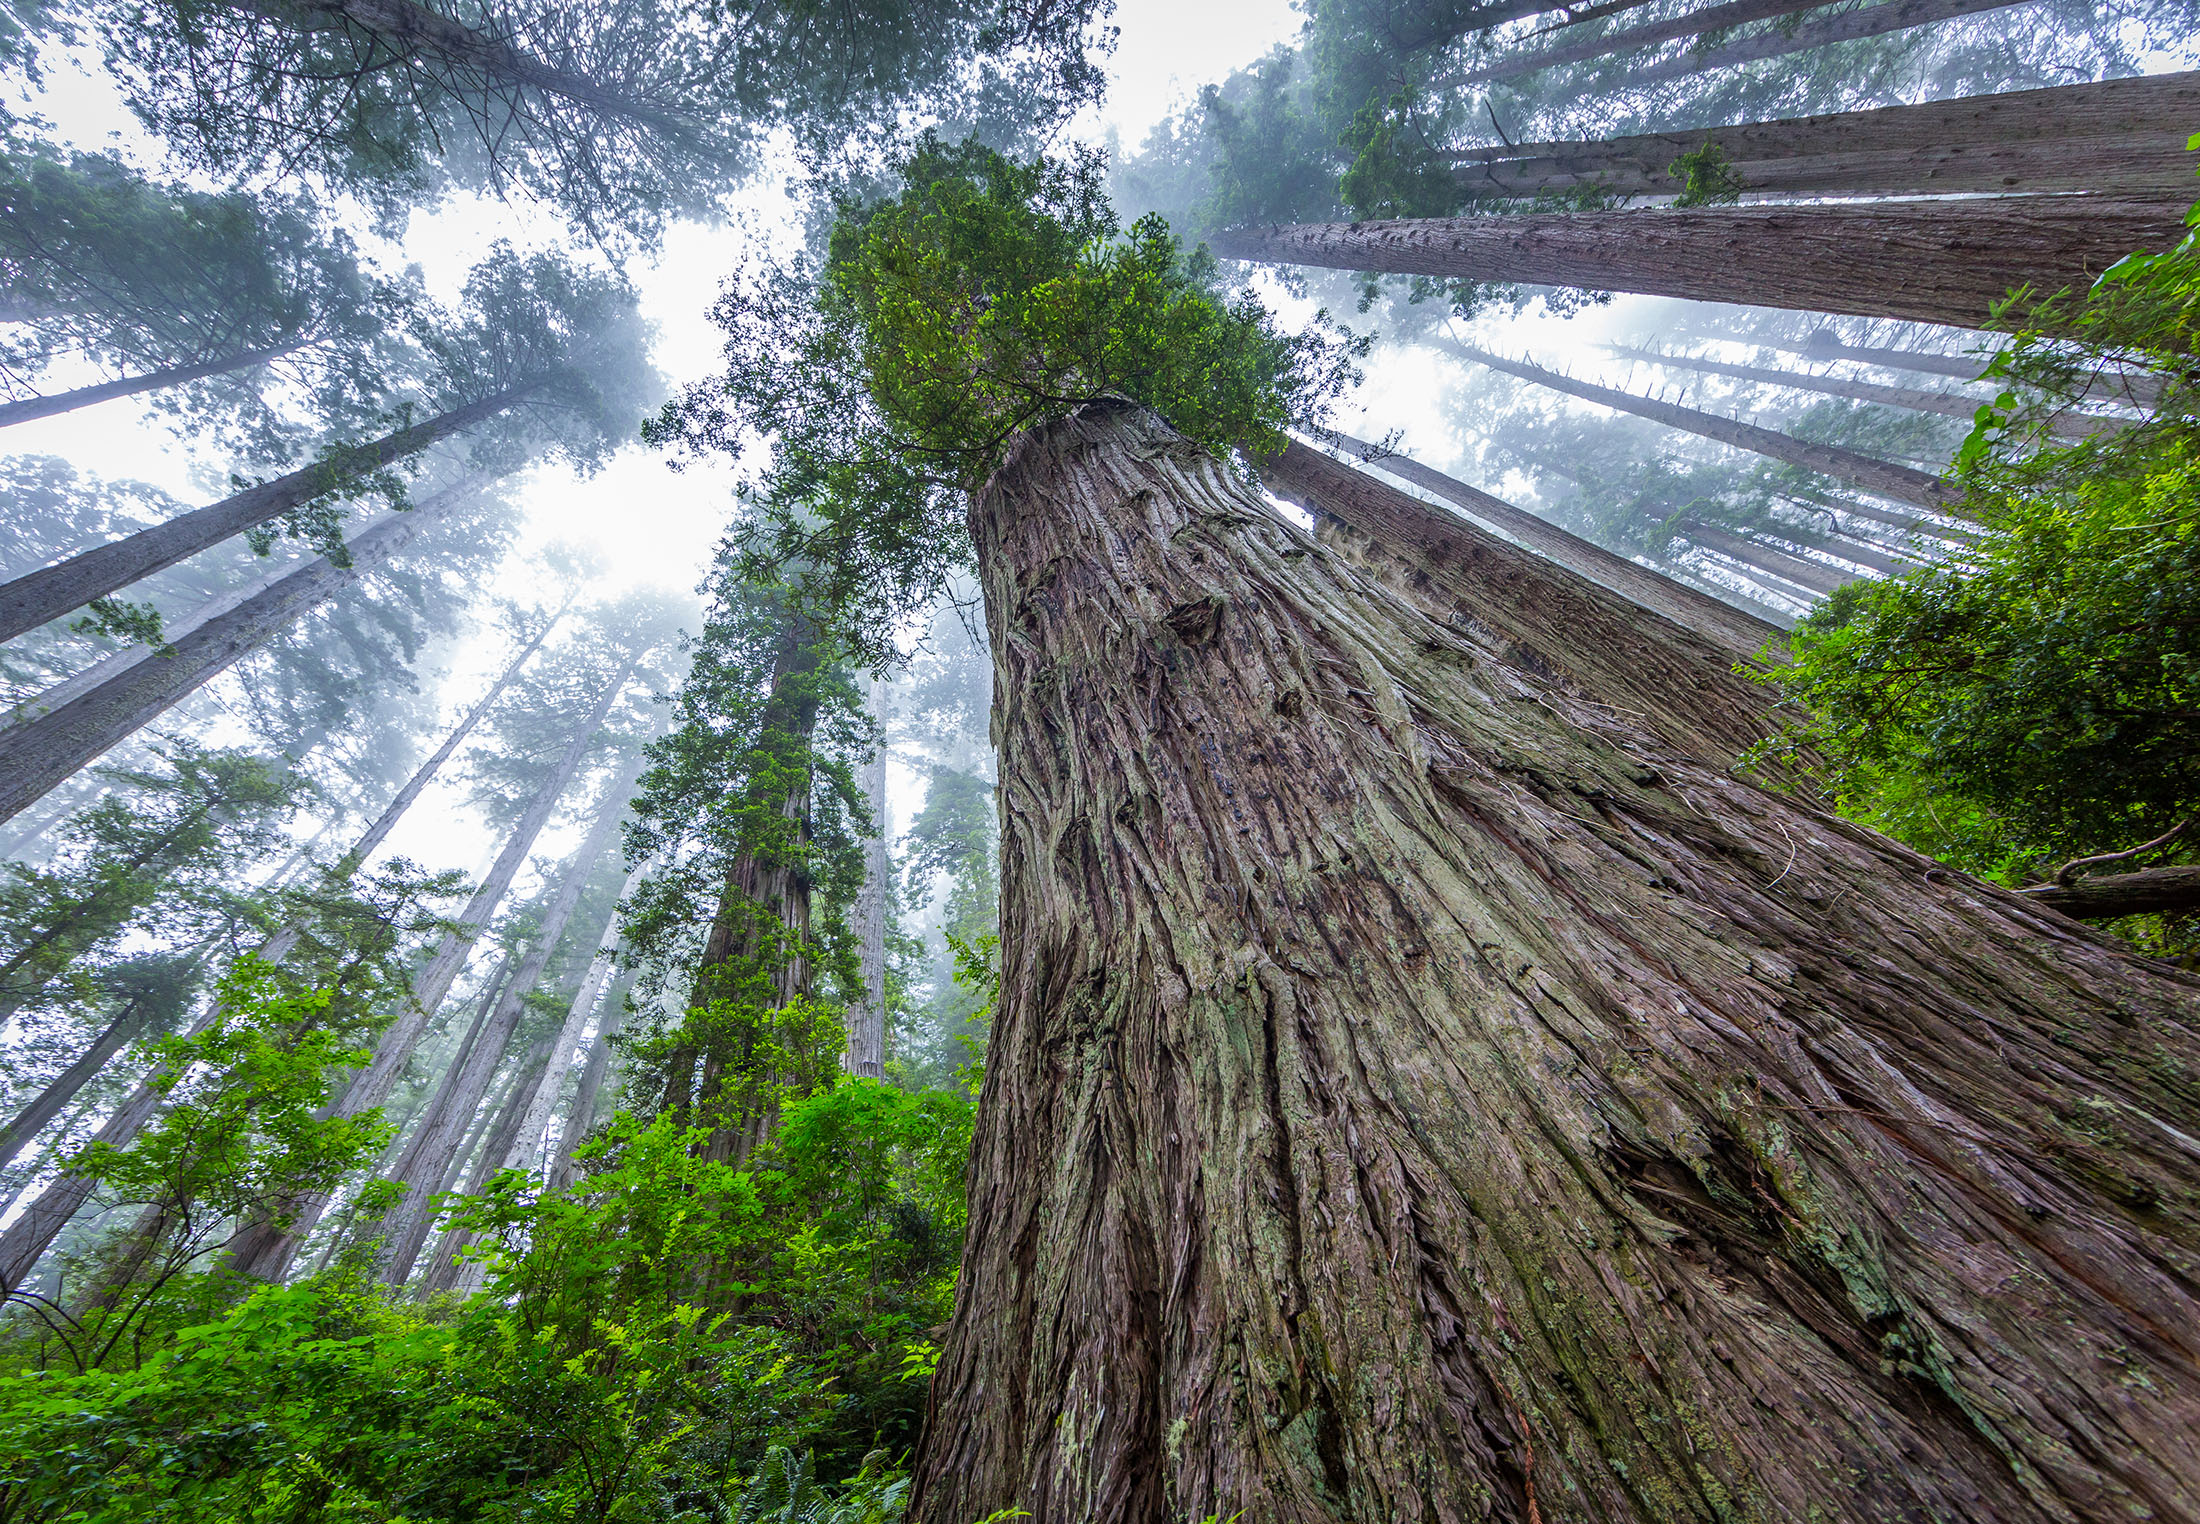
[0,0,2196,1514]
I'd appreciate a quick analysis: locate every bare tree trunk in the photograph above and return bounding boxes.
[377,767,635,1286]
[1610,345,2115,441]
[1318,430,1790,652]
[908,399,2200,1524]
[1680,522,1856,594]
[414,1034,553,1297]
[225,656,638,1282]
[0,384,534,644]
[1757,328,2169,411]
[1447,0,1874,86]
[847,679,891,1080]
[2025,866,2200,921]
[1260,442,1789,770]
[1457,342,1962,510]
[0,339,306,429]
[0,990,162,1173]
[1208,199,2188,331]
[0,484,476,826]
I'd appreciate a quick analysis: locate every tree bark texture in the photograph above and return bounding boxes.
[378,767,634,1285]
[1260,442,1789,773]
[1611,346,2114,442]
[848,680,891,1080]
[1458,342,1961,511]
[1443,71,2200,201]
[0,385,530,644]
[2026,866,2200,922]
[225,657,635,1282]
[0,488,469,826]
[0,339,306,429]
[1319,430,1792,652]
[1446,0,1869,86]
[910,400,2200,1524]
[1207,200,2191,332]
[550,976,629,1191]
[1620,0,2030,89]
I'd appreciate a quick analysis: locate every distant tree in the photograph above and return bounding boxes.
[0,140,399,451]
[0,246,658,645]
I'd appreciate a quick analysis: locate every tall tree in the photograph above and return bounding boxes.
[224,647,643,1281]
[0,141,394,446]
[0,483,493,825]
[1454,341,1962,509]
[0,246,655,644]
[1608,345,2115,440]
[1316,428,1792,651]
[845,680,891,1080]
[912,396,2200,1524]
[1444,0,1896,86]
[1207,198,2189,330]
[1437,71,2200,202]
[378,755,643,1285]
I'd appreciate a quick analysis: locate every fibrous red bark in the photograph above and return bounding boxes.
[909,400,2200,1524]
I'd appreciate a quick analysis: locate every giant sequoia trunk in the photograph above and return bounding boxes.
[1209,200,2188,331]
[908,401,2200,1524]
[1457,342,1961,511]
[0,384,533,644]
[1445,72,2200,202]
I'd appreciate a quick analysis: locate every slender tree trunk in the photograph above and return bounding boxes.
[1756,329,2168,410]
[1681,522,1855,593]
[1208,200,2189,331]
[418,1033,552,1294]
[1623,0,2037,89]
[0,485,474,826]
[1319,430,1790,651]
[0,339,305,429]
[908,399,2200,1524]
[1260,442,1790,770]
[847,680,890,1080]
[1446,0,1864,86]
[337,611,562,873]
[551,974,631,1191]
[0,991,160,1173]
[0,383,534,644]
[1457,342,1962,510]
[507,853,648,1179]
[1609,345,2115,441]
[377,772,633,1285]
[2025,866,2200,920]
[225,656,637,1282]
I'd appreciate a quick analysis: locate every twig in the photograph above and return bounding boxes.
[2052,817,2192,886]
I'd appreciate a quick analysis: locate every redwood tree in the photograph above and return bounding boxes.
[912,399,2200,1523]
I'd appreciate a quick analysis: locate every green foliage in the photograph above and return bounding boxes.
[1764,193,2200,917]
[650,135,1364,657]
[1667,144,1743,208]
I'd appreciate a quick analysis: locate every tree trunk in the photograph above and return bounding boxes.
[1457,342,1962,510]
[550,974,631,1191]
[1260,441,1790,771]
[1446,0,1865,86]
[0,384,533,644]
[377,771,634,1285]
[1762,329,2168,411]
[1207,199,2189,331]
[908,399,2200,1524]
[225,656,637,1282]
[1443,71,2200,201]
[1680,522,1854,594]
[0,485,474,827]
[0,989,161,1172]
[0,339,306,429]
[1610,346,2115,441]
[847,679,891,1080]
[1623,0,2036,89]
[414,1034,553,1297]
[2025,866,2200,921]
[337,609,562,873]
[505,825,650,1180]
[1319,430,1791,652]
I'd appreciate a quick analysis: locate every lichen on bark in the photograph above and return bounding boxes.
[910,400,2200,1524]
